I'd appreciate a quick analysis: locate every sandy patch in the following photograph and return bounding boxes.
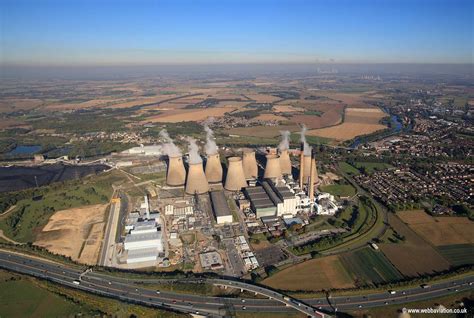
[35,204,107,265]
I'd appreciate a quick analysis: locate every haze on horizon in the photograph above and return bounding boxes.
[1,0,472,68]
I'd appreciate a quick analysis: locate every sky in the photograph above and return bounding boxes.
[1,0,472,66]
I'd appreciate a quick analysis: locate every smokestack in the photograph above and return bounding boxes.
[242,149,258,180]
[303,155,317,185]
[225,157,247,191]
[166,155,186,186]
[309,153,316,202]
[279,149,292,175]
[264,154,282,180]
[299,143,305,190]
[205,153,223,183]
[185,162,209,194]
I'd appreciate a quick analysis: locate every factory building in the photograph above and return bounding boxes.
[210,190,233,224]
[244,181,298,218]
[126,247,162,264]
[124,231,163,251]
[244,186,276,218]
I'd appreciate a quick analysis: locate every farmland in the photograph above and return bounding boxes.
[379,213,451,277]
[397,210,474,246]
[307,107,388,141]
[340,247,403,285]
[262,255,355,291]
[437,244,474,266]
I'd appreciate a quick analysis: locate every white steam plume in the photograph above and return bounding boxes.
[278,130,291,151]
[204,124,218,155]
[300,125,312,155]
[159,129,182,157]
[186,137,202,164]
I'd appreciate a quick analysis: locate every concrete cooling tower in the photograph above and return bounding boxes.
[185,162,209,194]
[302,155,318,185]
[242,149,258,180]
[166,155,186,186]
[264,154,282,180]
[205,153,223,183]
[279,149,292,175]
[225,157,248,191]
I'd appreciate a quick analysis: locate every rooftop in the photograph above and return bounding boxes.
[124,231,162,243]
[210,190,232,217]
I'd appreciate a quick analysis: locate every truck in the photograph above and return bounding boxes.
[420,284,431,289]
[72,280,81,285]
[388,290,396,295]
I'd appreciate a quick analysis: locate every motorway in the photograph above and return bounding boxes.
[0,250,472,317]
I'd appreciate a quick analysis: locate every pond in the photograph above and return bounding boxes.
[7,145,42,155]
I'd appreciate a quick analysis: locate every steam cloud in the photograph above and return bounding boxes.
[186,137,202,164]
[204,124,218,155]
[278,130,291,151]
[159,129,182,157]
[300,125,312,155]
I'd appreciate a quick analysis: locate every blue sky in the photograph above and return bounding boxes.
[1,0,472,65]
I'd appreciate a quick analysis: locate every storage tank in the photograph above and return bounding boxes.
[185,162,209,194]
[264,154,282,180]
[225,157,247,191]
[166,155,186,186]
[242,149,258,180]
[205,153,223,183]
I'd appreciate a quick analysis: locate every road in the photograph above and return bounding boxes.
[99,191,122,267]
[0,250,472,317]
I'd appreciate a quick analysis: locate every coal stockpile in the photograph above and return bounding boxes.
[0,164,109,193]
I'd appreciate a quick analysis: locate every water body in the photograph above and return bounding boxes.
[0,163,110,193]
[349,110,403,148]
[7,145,42,155]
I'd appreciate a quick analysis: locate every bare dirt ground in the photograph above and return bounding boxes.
[262,255,355,291]
[380,214,450,277]
[307,107,387,140]
[144,106,237,123]
[398,210,474,246]
[254,113,288,121]
[34,204,108,265]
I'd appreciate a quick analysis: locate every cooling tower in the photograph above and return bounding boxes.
[205,153,223,183]
[185,162,209,194]
[225,157,248,191]
[279,149,292,175]
[166,155,186,186]
[264,154,282,180]
[242,149,258,180]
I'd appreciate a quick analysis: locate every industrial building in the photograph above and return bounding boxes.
[124,231,163,250]
[244,180,298,218]
[210,190,233,224]
[199,251,224,270]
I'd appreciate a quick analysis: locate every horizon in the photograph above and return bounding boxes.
[1,0,473,67]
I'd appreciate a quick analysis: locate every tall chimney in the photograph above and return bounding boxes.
[299,144,305,190]
[205,153,223,183]
[242,149,258,180]
[309,152,316,202]
[225,157,247,191]
[185,162,209,194]
[264,154,282,180]
[166,155,186,186]
[279,149,292,175]
[303,155,317,185]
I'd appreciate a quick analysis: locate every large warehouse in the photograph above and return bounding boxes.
[210,190,233,224]
[245,180,298,218]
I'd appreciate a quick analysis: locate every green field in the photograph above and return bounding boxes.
[437,244,474,266]
[0,171,122,242]
[0,271,88,317]
[339,162,360,175]
[340,247,403,285]
[320,183,356,197]
[353,161,394,174]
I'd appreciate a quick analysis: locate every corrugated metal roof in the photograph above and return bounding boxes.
[210,190,232,217]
